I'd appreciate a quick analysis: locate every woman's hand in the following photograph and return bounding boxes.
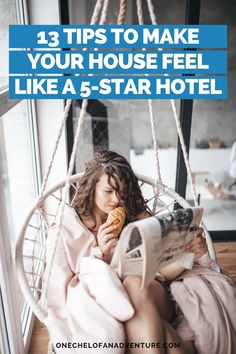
[97,221,119,263]
[185,227,208,259]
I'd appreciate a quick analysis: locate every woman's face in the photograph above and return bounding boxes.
[94,173,123,216]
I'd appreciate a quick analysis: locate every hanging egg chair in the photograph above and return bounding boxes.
[14,0,216,352]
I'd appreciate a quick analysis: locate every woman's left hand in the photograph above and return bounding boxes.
[185,227,208,258]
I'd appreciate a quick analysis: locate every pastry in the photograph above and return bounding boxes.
[107,207,125,234]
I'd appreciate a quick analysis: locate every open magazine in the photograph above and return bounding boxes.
[110,207,204,289]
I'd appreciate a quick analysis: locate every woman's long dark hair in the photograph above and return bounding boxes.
[71,150,150,229]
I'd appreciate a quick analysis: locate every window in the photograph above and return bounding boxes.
[67,0,236,239]
[186,0,236,232]
[0,0,42,353]
[0,0,19,90]
[0,287,10,354]
[0,100,41,353]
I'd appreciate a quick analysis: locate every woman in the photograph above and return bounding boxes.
[70,150,207,353]
[46,150,235,354]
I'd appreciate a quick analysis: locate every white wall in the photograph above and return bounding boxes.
[28,0,68,189]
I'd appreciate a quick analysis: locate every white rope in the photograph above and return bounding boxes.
[91,0,106,26]
[38,99,72,228]
[147,99,162,183]
[169,100,199,206]
[56,99,88,229]
[146,0,157,25]
[136,0,144,25]
[136,0,162,182]
[39,99,72,198]
[169,99,215,258]
[145,0,198,206]
[117,0,128,25]
[100,0,110,24]
[136,0,163,214]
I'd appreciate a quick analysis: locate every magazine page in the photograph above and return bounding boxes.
[111,216,162,279]
[142,207,203,288]
[111,207,203,289]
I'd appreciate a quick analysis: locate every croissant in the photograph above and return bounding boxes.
[107,207,126,234]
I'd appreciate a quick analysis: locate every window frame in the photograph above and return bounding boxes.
[174,0,236,241]
[0,95,42,354]
[0,0,44,351]
[0,171,25,354]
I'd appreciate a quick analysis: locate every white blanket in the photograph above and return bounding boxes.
[44,207,236,354]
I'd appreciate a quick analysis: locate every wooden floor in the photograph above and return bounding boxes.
[28,242,236,354]
[28,321,49,354]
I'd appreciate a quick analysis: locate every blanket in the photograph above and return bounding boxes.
[44,207,134,354]
[44,206,236,354]
[171,259,236,354]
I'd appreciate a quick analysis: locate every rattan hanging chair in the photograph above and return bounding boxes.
[15,172,215,325]
[14,1,216,353]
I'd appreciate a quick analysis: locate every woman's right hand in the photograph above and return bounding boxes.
[97,221,119,263]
